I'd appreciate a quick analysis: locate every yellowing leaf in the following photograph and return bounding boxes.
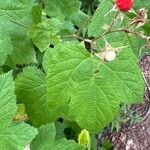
[78,129,91,150]
[14,104,28,122]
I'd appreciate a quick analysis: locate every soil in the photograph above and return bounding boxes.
[108,55,150,150]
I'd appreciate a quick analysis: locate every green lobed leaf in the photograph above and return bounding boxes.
[71,10,89,28]
[123,33,146,58]
[0,0,39,27]
[15,66,51,126]
[0,27,13,66]
[0,0,40,67]
[43,42,90,121]
[59,21,76,36]
[134,0,150,11]
[30,123,85,150]
[16,66,76,127]
[88,0,115,37]
[44,41,144,132]
[28,18,62,52]
[71,10,90,36]
[31,4,42,25]
[55,122,66,139]
[44,0,81,21]
[0,72,37,150]
[6,35,37,67]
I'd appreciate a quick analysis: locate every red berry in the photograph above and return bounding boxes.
[115,0,133,12]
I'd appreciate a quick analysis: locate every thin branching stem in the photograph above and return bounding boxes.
[107,11,119,32]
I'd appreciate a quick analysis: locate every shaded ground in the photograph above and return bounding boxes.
[109,55,150,150]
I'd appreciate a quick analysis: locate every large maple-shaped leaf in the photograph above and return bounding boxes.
[44,42,144,132]
[0,72,37,150]
[30,123,85,150]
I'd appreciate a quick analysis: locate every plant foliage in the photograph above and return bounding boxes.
[0,0,149,149]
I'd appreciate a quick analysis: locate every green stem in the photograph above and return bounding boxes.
[92,27,147,42]
[61,35,92,43]
[107,11,119,32]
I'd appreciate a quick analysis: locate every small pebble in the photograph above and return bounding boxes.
[126,139,134,150]
[147,127,150,135]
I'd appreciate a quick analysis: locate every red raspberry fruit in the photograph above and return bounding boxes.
[115,0,133,12]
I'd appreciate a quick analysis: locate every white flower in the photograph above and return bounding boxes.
[104,50,117,62]
[94,39,127,62]
[24,144,30,150]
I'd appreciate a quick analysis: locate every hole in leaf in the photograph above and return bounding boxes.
[46,15,51,19]
[64,128,72,139]
[84,41,91,51]
[49,44,54,48]
[94,70,99,74]
[74,25,79,30]
[57,118,64,123]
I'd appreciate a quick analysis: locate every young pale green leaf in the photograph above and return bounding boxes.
[78,129,91,149]
[28,19,62,52]
[44,42,144,132]
[0,27,13,66]
[0,72,37,150]
[44,0,81,21]
[30,123,85,150]
[88,0,115,37]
